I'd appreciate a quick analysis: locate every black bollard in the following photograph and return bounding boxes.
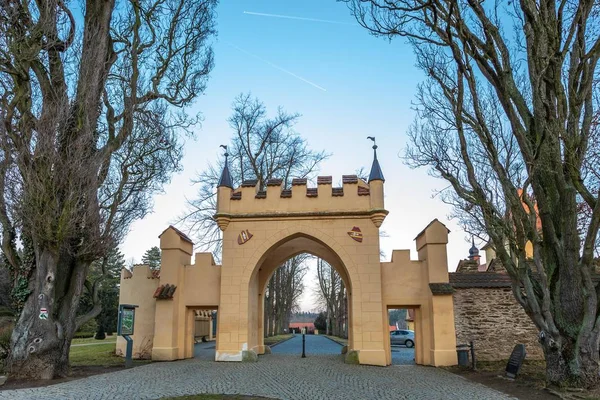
[302,333,306,358]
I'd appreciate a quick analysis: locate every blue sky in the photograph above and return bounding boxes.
[121,1,476,309]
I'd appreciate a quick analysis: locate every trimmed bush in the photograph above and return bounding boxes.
[95,325,106,340]
[73,332,94,339]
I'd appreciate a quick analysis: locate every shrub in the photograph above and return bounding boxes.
[78,319,98,334]
[73,332,94,339]
[95,325,106,340]
[0,324,13,362]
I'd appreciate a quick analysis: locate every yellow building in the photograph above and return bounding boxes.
[118,144,458,367]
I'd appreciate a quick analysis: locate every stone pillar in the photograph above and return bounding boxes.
[151,227,193,361]
[415,219,458,366]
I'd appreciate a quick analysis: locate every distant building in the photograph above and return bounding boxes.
[289,322,315,334]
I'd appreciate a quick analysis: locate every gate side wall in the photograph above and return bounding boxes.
[380,220,458,366]
[117,265,159,359]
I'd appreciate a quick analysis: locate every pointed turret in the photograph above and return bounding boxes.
[366,137,387,227]
[367,137,385,183]
[216,146,232,230]
[218,146,233,189]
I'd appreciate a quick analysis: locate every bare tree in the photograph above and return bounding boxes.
[314,259,347,337]
[0,0,216,379]
[181,93,329,258]
[264,255,309,337]
[345,0,600,388]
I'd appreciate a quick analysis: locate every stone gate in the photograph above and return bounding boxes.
[118,145,458,367]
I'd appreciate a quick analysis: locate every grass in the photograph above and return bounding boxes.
[324,335,348,346]
[162,396,277,400]
[69,343,122,366]
[263,334,293,346]
[72,336,117,345]
[69,341,149,367]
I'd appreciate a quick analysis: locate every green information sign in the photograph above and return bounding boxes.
[118,304,138,336]
[117,304,138,368]
[121,309,134,335]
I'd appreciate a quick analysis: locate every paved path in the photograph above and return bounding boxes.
[271,334,341,355]
[391,345,415,365]
[0,341,514,400]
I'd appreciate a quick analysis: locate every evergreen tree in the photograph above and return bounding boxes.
[314,312,327,332]
[79,248,125,334]
[142,247,161,270]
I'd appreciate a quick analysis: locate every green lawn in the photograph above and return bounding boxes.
[70,343,121,366]
[263,334,293,346]
[69,341,148,367]
[324,335,348,346]
[72,336,117,345]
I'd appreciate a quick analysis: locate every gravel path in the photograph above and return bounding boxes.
[0,339,514,400]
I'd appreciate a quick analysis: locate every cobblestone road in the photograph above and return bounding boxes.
[0,340,514,400]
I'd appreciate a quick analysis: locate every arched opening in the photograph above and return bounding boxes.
[246,233,354,357]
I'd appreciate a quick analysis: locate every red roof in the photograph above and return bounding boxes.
[289,322,315,329]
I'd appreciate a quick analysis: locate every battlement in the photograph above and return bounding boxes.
[231,175,370,201]
[215,174,387,230]
[121,264,160,280]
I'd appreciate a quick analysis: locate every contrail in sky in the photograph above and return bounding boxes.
[226,42,327,92]
[243,11,356,26]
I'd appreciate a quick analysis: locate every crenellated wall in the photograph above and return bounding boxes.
[116,265,160,359]
[380,220,458,367]
[215,175,387,230]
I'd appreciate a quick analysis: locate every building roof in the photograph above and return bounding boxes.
[455,259,480,273]
[413,218,451,240]
[159,225,194,244]
[289,322,315,329]
[449,272,513,288]
[481,240,493,251]
[450,272,600,288]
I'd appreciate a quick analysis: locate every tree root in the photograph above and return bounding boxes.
[544,387,590,400]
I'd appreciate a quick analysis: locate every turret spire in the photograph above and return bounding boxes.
[367,136,385,183]
[217,145,233,189]
[468,237,480,260]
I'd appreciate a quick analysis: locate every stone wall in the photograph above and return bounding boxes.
[453,287,543,361]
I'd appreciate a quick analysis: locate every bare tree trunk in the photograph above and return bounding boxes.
[8,248,92,379]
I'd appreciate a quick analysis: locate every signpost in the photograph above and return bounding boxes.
[117,304,138,368]
[505,344,526,379]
